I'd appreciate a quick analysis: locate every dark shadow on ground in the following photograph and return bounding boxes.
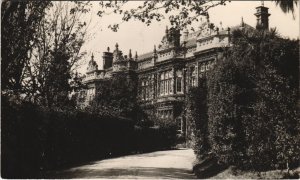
[44,167,196,179]
[193,156,228,179]
[195,164,228,179]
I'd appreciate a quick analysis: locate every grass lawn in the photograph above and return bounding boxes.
[193,158,300,179]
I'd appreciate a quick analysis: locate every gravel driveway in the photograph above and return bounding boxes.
[48,149,197,179]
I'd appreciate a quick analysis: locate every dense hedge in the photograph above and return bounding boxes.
[186,77,210,160]
[1,97,177,178]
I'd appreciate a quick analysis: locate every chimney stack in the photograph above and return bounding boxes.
[254,5,270,30]
[102,47,113,69]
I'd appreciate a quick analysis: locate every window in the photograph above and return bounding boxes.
[87,88,96,98]
[87,88,95,102]
[140,77,152,101]
[158,110,173,120]
[169,71,173,94]
[168,110,173,119]
[148,76,153,99]
[165,72,168,94]
[210,60,215,69]
[200,63,205,72]
[177,117,183,133]
[160,111,164,119]
[159,70,172,96]
[176,77,182,92]
[176,70,183,93]
[205,62,210,71]
[160,73,164,95]
[146,81,150,99]
[190,67,196,87]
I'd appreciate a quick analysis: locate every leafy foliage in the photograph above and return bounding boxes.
[88,72,140,120]
[273,0,298,17]
[2,1,90,107]
[186,77,210,160]
[1,1,51,92]
[207,58,249,166]
[22,2,90,107]
[208,30,299,170]
[189,28,299,170]
[97,0,228,31]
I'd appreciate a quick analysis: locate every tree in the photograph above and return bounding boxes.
[88,72,139,120]
[97,0,298,32]
[1,1,51,93]
[22,2,90,107]
[273,0,298,16]
[1,1,91,108]
[97,0,227,31]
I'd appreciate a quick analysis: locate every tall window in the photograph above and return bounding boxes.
[165,72,168,94]
[87,88,95,102]
[205,62,210,71]
[141,81,145,100]
[169,71,173,94]
[159,70,172,96]
[200,63,205,72]
[177,117,183,133]
[176,70,183,93]
[190,66,196,87]
[160,73,164,96]
[141,77,152,100]
[148,75,153,99]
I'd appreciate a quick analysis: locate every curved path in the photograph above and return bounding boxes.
[50,149,197,179]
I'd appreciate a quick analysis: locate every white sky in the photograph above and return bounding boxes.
[79,1,299,73]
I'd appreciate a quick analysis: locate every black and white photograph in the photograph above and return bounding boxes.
[1,0,299,179]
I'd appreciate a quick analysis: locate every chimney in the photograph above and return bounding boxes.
[153,45,157,62]
[169,27,181,48]
[254,5,270,30]
[102,46,113,69]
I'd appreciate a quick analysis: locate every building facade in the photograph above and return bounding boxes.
[78,5,270,136]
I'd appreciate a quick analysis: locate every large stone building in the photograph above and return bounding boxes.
[78,5,270,136]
